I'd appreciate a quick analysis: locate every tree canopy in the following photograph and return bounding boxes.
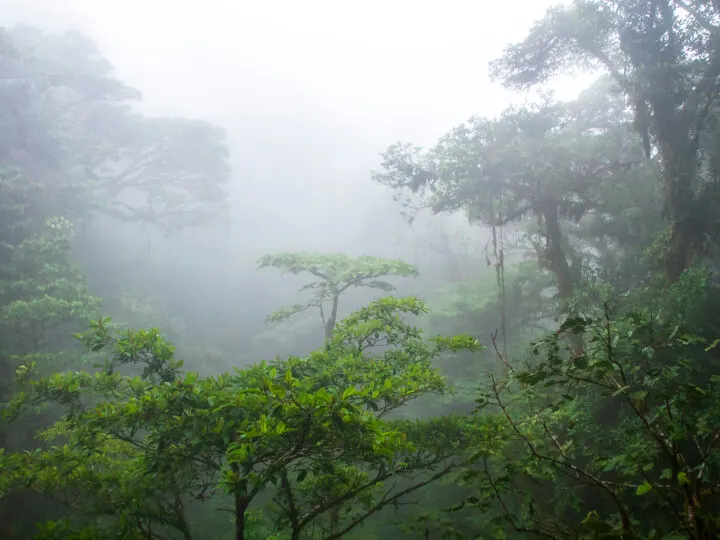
[258,252,418,340]
[3,297,480,540]
[490,0,720,280]
[5,15,720,540]
[0,25,231,234]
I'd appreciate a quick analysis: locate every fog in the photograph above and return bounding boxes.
[1,0,597,365]
[3,0,594,249]
[6,0,720,536]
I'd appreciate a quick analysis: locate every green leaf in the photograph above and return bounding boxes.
[636,481,653,495]
[677,472,690,486]
[612,385,631,397]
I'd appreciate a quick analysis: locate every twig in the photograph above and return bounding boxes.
[491,329,514,372]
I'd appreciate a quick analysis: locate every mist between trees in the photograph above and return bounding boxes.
[3,1,720,538]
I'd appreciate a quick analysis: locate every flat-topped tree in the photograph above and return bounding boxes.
[2,26,231,235]
[258,252,419,340]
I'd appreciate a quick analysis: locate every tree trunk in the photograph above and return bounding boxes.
[329,507,341,537]
[234,487,248,540]
[542,205,584,356]
[231,464,250,540]
[0,356,9,450]
[324,296,339,341]
[649,83,704,282]
[666,219,695,282]
[280,470,302,540]
[662,155,702,282]
[543,206,575,300]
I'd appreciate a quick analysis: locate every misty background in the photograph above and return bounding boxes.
[8,1,720,538]
[1,0,597,365]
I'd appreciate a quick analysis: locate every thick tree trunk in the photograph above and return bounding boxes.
[661,150,703,281]
[543,206,575,300]
[666,219,695,282]
[542,205,584,356]
[649,81,705,282]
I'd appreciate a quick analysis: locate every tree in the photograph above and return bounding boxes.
[0,203,100,421]
[0,213,99,534]
[0,26,233,537]
[374,82,646,354]
[258,252,419,340]
[463,270,720,539]
[0,215,100,538]
[2,297,481,540]
[84,112,231,233]
[427,260,555,344]
[1,25,231,234]
[490,0,720,280]
[0,215,100,386]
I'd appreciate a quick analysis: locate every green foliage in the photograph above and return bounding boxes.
[0,216,100,425]
[1,217,99,334]
[427,260,553,332]
[259,252,418,338]
[375,88,641,228]
[1,25,230,234]
[30,519,128,540]
[462,273,720,539]
[490,0,720,279]
[419,261,552,414]
[6,6,720,539]
[373,77,656,319]
[0,22,231,404]
[3,296,479,539]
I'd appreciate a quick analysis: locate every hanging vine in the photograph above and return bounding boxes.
[487,195,509,369]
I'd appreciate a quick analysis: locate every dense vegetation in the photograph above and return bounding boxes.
[2,1,720,538]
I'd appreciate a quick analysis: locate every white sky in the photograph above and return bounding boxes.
[3,0,594,142]
[1,0,598,251]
